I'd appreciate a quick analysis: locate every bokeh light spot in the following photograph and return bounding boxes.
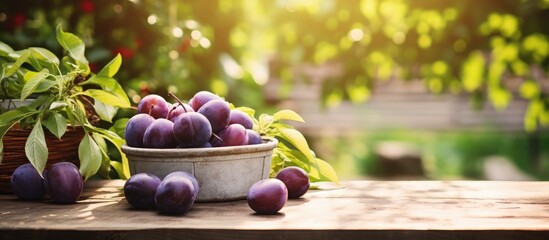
[199,38,211,48]
[168,85,178,94]
[418,35,432,48]
[113,4,123,13]
[172,27,183,38]
[147,15,157,25]
[191,30,202,40]
[169,50,179,59]
[348,28,364,42]
[393,31,406,45]
[185,20,200,29]
[132,95,141,104]
[432,61,448,75]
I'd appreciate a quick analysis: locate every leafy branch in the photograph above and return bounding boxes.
[0,25,131,180]
[236,107,339,184]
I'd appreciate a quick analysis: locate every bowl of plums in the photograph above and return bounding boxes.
[121,91,278,202]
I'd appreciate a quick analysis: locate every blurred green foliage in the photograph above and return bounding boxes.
[312,130,549,180]
[1,0,548,130]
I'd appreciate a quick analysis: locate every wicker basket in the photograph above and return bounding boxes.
[0,125,84,193]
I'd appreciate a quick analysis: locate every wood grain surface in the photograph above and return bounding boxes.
[1,180,549,240]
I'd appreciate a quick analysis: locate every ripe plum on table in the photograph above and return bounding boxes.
[164,171,199,195]
[247,179,288,214]
[155,176,197,215]
[124,173,162,209]
[44,162,83,204]
[10,163,45,200]
[276,166,310,199]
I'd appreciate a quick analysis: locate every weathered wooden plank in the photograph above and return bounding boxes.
[2,229,548,240]
[0,180,548,240]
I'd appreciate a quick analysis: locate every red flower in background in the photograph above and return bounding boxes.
[88,63,98,73]
[12,13,26,29]
[112,47,135,59]
[80,0,95,14]
[177,38,191,54]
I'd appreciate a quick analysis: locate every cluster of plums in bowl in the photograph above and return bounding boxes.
[124,91,262,149]
[10,162,83,204]
[123,90,312,214]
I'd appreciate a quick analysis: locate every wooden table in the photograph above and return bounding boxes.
[1,180,549,240]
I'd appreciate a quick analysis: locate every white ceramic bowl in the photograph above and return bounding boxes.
[121,138,277,202]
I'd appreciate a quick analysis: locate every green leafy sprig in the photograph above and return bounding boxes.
[0,25,131,180]
[236,107,339,184]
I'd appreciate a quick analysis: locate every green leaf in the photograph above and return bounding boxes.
[78,134,102,180]
[87,124,124,141]
[0,106,37,126]
[34,80,56,93]
[21,69,49,100]
[27,47,60,74]
[80,89,130,108]
[29,47,60,65]
[83,76,130,107]
[5,50,30,77]
[92,134,111,178]
[27,95,50,109]
[67,99,88,126]
[0,122,17,165]
[25,120,48,177]
[258,113,274,130]
[0,41,14,57]
[273,109,305,123]
[49,101,68,110]
[270,149,289,177]
[271,122,298,131]
[110,161,126,179]
[56,25,90,74]
[310,158,340,184]
[60,55,78,73]
[65,101,76,126]
[107,138,130,179]
[97,54,122,78]
[278,128,315,161]
[109,118,129,138]
[42,112,67,139]
[87,126,129,179]
[0,64,5,83]
[275,137,313,166]
[94,101,118,122]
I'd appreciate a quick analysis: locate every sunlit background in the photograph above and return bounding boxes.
[1,0,548,180]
